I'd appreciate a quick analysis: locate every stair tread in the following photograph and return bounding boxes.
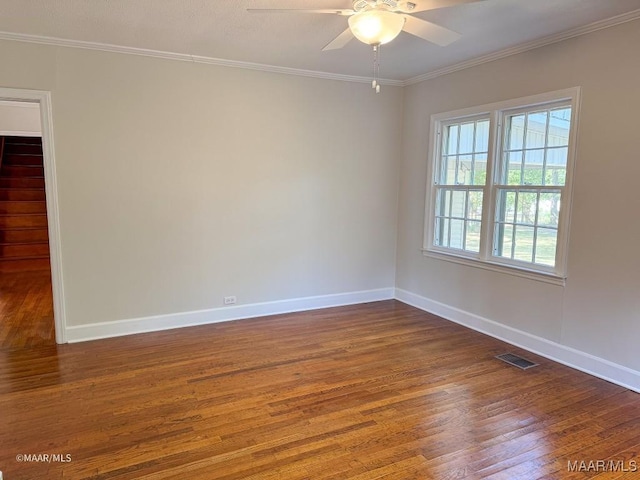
[0,178,45,185]
[0,225,48,229]
[4,135,42,142]
[0,240,49,245]
[0,255,50,262]
[0,213,47,216]
[0,227,49,244]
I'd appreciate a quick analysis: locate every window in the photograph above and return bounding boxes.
[424,88,579,284]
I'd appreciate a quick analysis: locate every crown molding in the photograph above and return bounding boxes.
[188,53,404,86]
[405,8,640,86]
[0,30,404,87]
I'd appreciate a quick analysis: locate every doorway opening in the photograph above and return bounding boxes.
[0,89,65,347]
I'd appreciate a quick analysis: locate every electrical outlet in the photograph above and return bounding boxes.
[223,296,237,305]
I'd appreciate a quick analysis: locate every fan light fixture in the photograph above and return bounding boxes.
[347,8,405,93]
[347,9,405,46]
[247,0,472,94]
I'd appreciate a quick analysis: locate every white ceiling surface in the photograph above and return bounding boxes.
[0,0,639,81]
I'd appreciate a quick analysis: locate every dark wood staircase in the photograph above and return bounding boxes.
[0,136,50,272]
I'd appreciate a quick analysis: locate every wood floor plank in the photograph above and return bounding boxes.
[0,270,54,348]
[0,300,638,479]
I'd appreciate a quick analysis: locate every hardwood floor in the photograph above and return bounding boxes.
[0,270,55,348]
[0,300,638,479]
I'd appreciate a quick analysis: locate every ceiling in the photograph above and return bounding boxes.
[0,0,639,82]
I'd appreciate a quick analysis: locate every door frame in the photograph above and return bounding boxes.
[0,87,66,343]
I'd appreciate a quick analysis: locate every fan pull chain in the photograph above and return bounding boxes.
[372,45,381,93]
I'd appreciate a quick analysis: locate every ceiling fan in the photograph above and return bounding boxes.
[247,0,482,51]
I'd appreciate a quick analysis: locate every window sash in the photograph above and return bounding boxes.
[436,116,491,187]
[433,186,484,253]
[496,100,572,189]
[492,186,563,270]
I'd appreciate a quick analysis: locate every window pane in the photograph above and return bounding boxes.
[451,190,466,218]
[508,115,525,150]
[465,221,481,252]
[435,217,449,247]
[548,108,571,147]
[442,189,452,216]
[446,125,459,155]
[435,189,442,214]
[443,156,456,184]
[475,120,490,153]
[517,192,537,225]
[459,123,475,154]
[538,192,561,228]
[450,219,464,249]
[534,228,557,266]
[526,111,548,149]
[514,225,535,262]
[497,190,517,224]
[494,223,514,258]
[547,147,568,169]
[473,153,487,185]
[523,149,544,185]
[545,167,566,186]
[458,155,473,184]
[468,191,484,220]
[506,151,523,185]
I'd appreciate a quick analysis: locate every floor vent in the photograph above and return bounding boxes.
[496,353,538,370]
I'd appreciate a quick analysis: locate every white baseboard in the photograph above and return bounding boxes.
[65,287,395,343]
[394,288,640,393]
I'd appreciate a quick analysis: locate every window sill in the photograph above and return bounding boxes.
[420,248,566,286]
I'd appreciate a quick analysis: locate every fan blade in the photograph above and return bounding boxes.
[402,15,461,46]
[247,9,354,16]
[400,0,482,13]
[322,28,355,51]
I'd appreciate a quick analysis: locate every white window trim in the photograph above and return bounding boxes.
[422,87,581,286]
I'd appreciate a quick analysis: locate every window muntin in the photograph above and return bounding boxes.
[425,89,578,281]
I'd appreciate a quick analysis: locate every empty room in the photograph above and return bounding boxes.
[1,0,639,479]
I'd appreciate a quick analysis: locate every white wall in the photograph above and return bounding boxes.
[0,100,41,136]
[0,40,403,328]
[397,19,640,375]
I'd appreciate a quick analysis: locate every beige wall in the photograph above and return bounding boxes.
[0,40,403,326]
[397,19,640,372]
